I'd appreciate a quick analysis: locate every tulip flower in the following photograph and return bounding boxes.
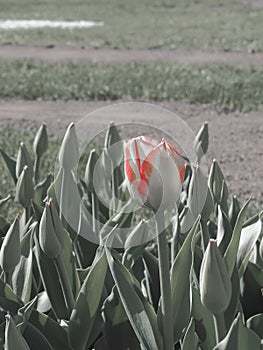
[124,136,186,211]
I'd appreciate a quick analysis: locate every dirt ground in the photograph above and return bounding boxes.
[0,44,262,207]
[1,44,263,65]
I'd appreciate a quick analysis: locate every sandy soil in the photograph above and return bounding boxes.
[0,99,262,206]
[1,44,263,66]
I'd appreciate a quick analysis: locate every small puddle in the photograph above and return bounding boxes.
[0,19,104,30]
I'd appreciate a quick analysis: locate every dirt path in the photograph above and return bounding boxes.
[0,99,262,206]
[1,44,263,66]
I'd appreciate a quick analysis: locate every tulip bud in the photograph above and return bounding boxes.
[101,148,113,193]
[58,122,79,171]
[104,121,121,150]
[124,136,186,211]
[33,123,48,159]
[194,121,209,160]
[187,164,208,217]
[84,149,99,192]
[0,215,21,273]
[15,166,34,208]
[39,200,62,259]
[16,142,33,179]
[105,122,123,165]
[200,239,232,315]
[208,160,225,204]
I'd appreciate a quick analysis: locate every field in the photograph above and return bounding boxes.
[1,0,263,52]
[0,1,262,348]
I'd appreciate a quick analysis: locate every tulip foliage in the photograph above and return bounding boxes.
[0,121,262,350]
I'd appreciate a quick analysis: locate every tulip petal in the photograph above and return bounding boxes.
[124,144,138,183]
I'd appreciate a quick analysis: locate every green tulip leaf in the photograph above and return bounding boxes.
[23,322,53,350]
[5,315,30,350]
[246,313,263,339]
[187,165,208,219]
[223,265,240,330]
[102,286,140,350]
[170,216,200,342]
[213,313,261,350]
[191,286,216,350]
[142,251,160,309]
[241,262,263,319]
[228,195,241,229]
[237,216,262,275]
[33,236,68,319]
[0,277,23,314]
[216,205,232,255]
[57,227,80,299]
[224,199,250,276]
[68,251,108,350]
[0,149,17,184]
[194,122,209,160]
[29,309,70,350]
[106,247,161,350]
[12,225,35,303]
[0,216,9,236]
[16,297,38,334]
[34,173,53,205]
[182,318,199,350]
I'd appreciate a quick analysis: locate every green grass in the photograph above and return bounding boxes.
[0,60,263,112]
[0,0,263,52]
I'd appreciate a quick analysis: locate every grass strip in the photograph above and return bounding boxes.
[0,60,263,112]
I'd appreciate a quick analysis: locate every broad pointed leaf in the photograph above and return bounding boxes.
[170,216,200,342]
[106,248,161,350]
[68,251,108,350]
[213,314,260,350]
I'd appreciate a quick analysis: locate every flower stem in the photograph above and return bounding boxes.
[213,313,226,343]
[156,211,174,350]
[60,169,69,223]
[91,192,99,234]
[34,156,41,184]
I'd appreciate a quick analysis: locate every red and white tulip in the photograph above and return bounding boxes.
[124,136,186,211]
